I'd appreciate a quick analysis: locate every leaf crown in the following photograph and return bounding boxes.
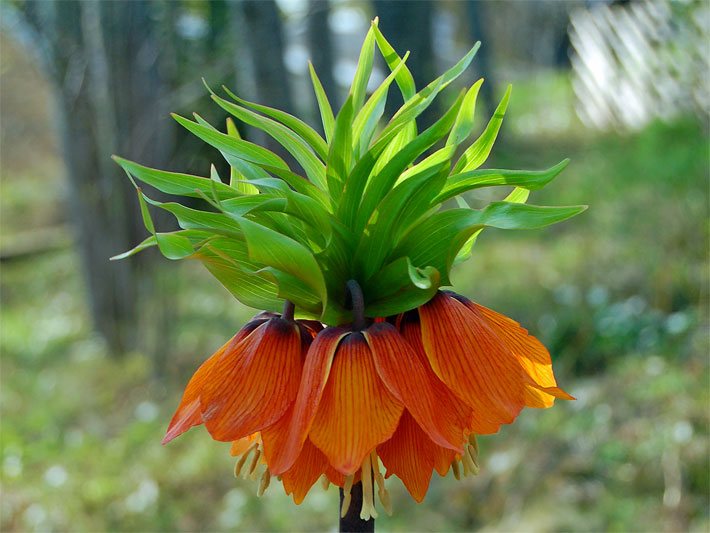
[113,19,585,325]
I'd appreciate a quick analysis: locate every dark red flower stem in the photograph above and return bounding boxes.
[339,482,374,532]
[282,300,295,321]
[346,279,366,331]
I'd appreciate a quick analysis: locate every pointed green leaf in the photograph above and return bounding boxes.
[308,63,335,143]
[354,91,465,232]
[452,84,512,173]
[222,85,329,160]
[110,235,157,261]
[211,95,328,191]
[436,159,570,203]
[325,95,354,204]
[350,21,377,113]
[173,114,289,170]
[446,78,484,146]
[113,156,237,200]
[352,51,410,158]
[396,202,587,283]
[373,23,416,101]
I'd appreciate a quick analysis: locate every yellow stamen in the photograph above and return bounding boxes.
[257,469,271,497]
[371,451,392,516]
[320,474,330,491]
[245,446,262,479]
[461,447,477,477]
[360,454,378,520]
[467,443,480,473]
[462,453,472,477]
[468,436,479,464]
[451,460,461,480]
[469,434,479,452]
[233,442,259,478]
[340,475,354,518]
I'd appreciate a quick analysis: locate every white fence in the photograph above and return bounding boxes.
[569,1,708,130]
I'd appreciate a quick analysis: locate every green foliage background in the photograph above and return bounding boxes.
[1,38,708,532]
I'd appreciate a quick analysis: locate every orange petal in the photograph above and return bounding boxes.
[377,411,438,502]
[399,315,501,435]
[267,327,348,475]
[419,292,528,432]
[473,303,574,406]
[202,318,304,441]
[162,318,268,445]
[310,332,404,475]
[365,322,466,452]
[280,439,329,504]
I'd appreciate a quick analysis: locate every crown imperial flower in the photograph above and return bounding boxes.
[113,19,584,523]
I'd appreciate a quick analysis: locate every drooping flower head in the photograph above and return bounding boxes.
[113,19,584,519]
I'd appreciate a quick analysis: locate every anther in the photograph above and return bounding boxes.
[234,442,258,477]
[245,446,262,479]
[371,451,392,516]
[257,469,271,497]
[360,454,378,520]
[340,475,354,518]
[451,460,461,480]
[320,475,330,491]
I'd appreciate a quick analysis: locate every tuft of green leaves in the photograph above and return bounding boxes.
[112,19,585,324]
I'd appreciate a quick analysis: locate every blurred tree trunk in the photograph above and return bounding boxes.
[465,1,495,116]
[16,0,173,356]
[232,0,294,163]
[373,0,436,127]
[307,0,339,116]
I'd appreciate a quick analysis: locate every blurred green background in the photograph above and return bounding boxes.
[1,1,708,531]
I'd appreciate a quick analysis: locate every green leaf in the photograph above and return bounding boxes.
[110,235,157,261]
[446,78,484,146]
[373,23,416,101]
[350,21,377,113]
[396,202,587,283]
[113,156,238,200]
[504,187,530,203]
[135,187,155,234]
[363,257,440,317]
[195,237,283,312]
[352,51,410,158]
[233,178,333,245]
[238,218,328,311]
[211,95,328,191]
[155,232,195,260]
[354,91,465,233]
[308,63,335,143]
[225,117,259,194]
[355,156,449,280]
[435,159,570,203]
[452,84,512,173]
[256,267,322,312]
[142,194,245,238]
[222,85,329,160]
[372,41,481,154]
[453,185,531,264]
[325,95,354,204]
[260,164,331,209]
[173,114,289,170]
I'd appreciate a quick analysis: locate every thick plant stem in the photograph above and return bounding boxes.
[346,279,366,330]
[339,482,374,532]
[282,299,295,321]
